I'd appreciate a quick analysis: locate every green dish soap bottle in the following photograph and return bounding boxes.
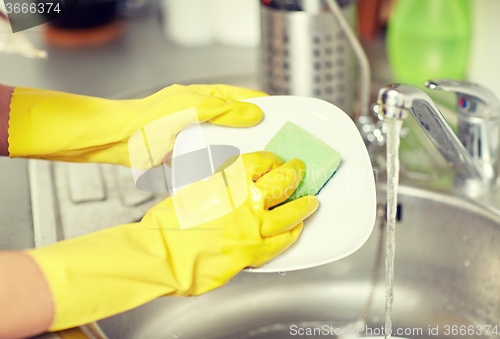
[387,0,471,87]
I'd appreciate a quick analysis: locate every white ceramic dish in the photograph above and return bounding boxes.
[173,96,376,272]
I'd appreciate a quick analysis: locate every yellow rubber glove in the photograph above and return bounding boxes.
[26,151,319,331]
[8,84,266,167]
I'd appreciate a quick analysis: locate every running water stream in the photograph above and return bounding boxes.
[384,118,403,339]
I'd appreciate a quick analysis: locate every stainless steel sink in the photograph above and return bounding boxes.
[97,183,500,339]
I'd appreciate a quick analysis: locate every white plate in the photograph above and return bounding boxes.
[173,96,376,272]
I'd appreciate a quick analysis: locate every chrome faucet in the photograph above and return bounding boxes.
[377,80,500,195]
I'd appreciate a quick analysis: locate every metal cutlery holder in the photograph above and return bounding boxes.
[260,2,356,116]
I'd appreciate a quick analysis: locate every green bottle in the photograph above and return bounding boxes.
[387,0,471,87]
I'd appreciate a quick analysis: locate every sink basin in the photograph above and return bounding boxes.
[98,183,500,339]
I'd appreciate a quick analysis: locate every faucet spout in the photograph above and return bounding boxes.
[377,83,498,193]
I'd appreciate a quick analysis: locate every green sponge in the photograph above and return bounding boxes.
[264,121,341,201]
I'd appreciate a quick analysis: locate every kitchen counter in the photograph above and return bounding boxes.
[0,11,259,96]
[0,158,33,250]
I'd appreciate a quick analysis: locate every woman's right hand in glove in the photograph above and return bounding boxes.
[24,151,319,332]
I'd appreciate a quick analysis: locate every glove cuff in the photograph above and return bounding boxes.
[25,221,178,331]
